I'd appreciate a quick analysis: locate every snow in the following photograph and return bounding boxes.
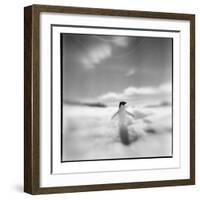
[62,104,172,161]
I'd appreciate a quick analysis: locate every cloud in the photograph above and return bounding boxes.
[80,44,112,70]
[124,87,156,96]
[124,83,172,96]
[158,82,172,93]
[125,69,135,76]
[111,36,129,47]
[78,36,130,70]
[97,83,172,102]
[97,92,122,101]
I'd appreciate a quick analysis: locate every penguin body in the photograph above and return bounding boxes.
[112,102,135,145]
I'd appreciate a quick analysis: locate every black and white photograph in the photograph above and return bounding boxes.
[61,33,173,162]
[24,5,195,194]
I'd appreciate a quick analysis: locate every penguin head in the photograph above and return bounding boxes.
[119,101,127,108]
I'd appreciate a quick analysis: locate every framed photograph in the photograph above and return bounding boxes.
[24,4,195,194]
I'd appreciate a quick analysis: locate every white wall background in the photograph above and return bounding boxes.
[0,0,199,199]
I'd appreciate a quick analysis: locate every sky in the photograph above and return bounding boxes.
[61,33,172,106]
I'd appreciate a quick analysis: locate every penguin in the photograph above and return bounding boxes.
[111,101,135,145]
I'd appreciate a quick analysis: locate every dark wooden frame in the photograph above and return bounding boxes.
[24,4,195,195]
